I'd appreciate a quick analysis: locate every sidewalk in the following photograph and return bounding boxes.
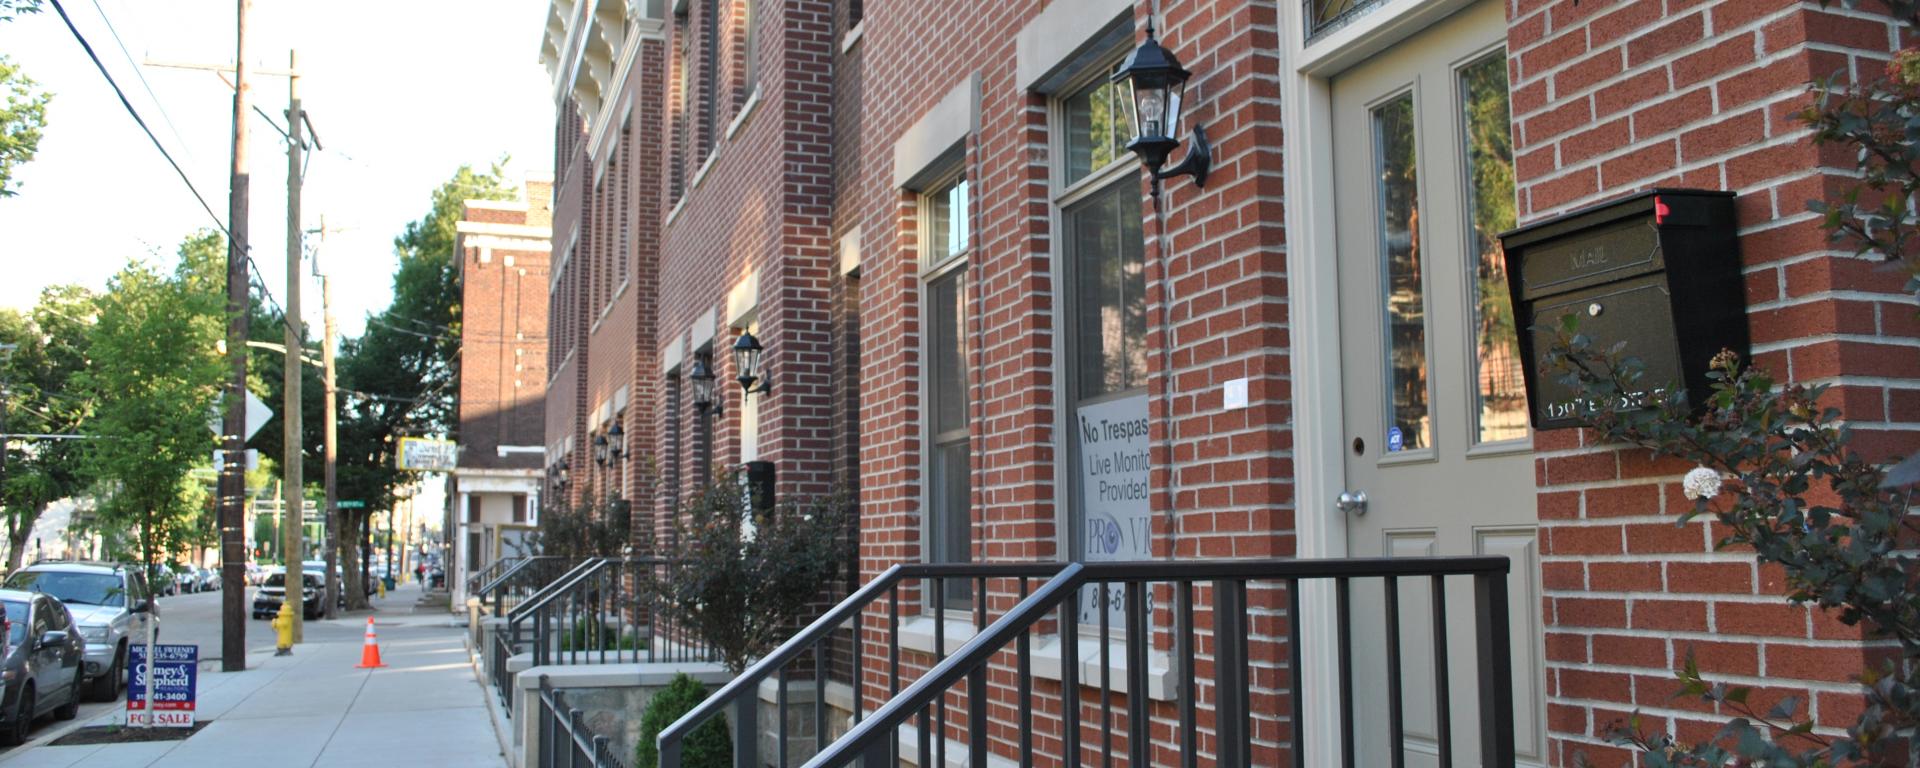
[0,592,503,768]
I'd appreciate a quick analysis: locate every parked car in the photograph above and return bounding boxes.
[146,566,179,598]
[195,567,219,592]
[1,562,155,702]
[244,563,265,586]
[0,589,86,745]
[252,569,324,620]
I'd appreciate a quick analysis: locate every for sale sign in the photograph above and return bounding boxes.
[126,644,197,727]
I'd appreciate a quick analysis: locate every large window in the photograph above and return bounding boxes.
[1055,56,1149,623]
[922,173,971,608]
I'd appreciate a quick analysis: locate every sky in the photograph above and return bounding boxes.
[0,0,557,339]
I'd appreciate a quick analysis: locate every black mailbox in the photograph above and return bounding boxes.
[1501,189,1749,429]
[739,460,776,519]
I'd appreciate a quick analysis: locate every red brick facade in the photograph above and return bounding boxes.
[535,0,1916,763]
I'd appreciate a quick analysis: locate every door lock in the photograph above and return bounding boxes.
[1336,490,1369,516]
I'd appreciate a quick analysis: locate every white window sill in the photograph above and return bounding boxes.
[841,20,864,54]
[689,149,719,192]
[897,616,1176,701]
[726,86,761,141]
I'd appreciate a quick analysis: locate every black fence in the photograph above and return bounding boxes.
[477,556,576,618]
[536,674,630,768]
[659,556,1515,768]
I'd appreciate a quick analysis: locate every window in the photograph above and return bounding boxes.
[848,0,861,27]
[1459,52,1525,445]
[700,0,719,156]
[743,0,760,97]
[1055,54,1149,625]
[1374,92,1428,452]
[921,172,971,608]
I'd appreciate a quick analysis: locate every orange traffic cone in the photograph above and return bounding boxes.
[356,616,386,668]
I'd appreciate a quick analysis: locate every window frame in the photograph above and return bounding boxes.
[1047,49,1146,573]
[915,164,975,613]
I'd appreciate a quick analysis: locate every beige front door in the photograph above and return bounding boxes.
[1331,1,1545,765]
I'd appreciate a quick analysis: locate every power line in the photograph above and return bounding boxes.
[46,0,237,257]
[86,0,193,166]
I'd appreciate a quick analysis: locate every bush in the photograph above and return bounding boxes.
[653,475,855,673]
[558,617,645,652]
[634,673,729,768]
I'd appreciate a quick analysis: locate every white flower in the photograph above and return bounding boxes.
[1682,466,1722,501]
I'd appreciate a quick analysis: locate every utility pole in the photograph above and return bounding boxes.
[317,234,341,620]
[281,50,305,644]
[219,0,252,675]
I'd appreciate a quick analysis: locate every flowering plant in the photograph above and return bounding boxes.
[1545,320,1918,765]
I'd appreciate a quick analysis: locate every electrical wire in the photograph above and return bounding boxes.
[47,0,237,257]
[86,0,193,165]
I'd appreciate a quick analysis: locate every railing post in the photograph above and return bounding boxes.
[733,686,760,768]
[1215,579,1248,768]
[592,735,611,768]
[1474,571,1515,767]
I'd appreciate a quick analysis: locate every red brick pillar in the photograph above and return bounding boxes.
[1505,1,1915,763]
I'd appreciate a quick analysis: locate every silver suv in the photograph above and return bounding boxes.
[2,562,156,701]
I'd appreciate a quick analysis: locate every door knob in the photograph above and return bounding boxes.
[1336,490,1368,516]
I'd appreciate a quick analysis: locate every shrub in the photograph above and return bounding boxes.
[634,673,729,768]
[653,475,855,674]
[558,617,645,652]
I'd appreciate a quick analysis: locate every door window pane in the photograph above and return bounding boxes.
[1069,180,1148,401]
[1460,53,1526,444]
[1063,71,1125,186]
[927,269,970,608]
[1374,93,1429,452]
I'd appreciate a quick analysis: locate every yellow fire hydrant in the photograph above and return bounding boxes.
[272,601,295,656]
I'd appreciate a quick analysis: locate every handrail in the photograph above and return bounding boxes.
[475,555,556,600]
[467,557,519,593]
[508,557,613,625]
[656,561,1065,766]
[802,556,1515,768]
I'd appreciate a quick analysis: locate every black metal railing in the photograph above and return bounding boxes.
[656,562,1067,768]
[520,557,718,669]
[477,555,575,617]
[492,557,607,706]
[799,556,1514,768]
[537,674,630,768]
[468,557,520,596]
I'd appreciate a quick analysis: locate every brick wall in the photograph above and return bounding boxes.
[456,196,551,474]
[1504,0,1916,762]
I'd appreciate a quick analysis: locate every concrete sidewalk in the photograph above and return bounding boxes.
[0,593,503,768]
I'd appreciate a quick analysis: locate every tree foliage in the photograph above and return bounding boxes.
[653,476,854,674]
[0,285,95,570]
[0,55,50,198]
[77,233,227,581]
[331,162,514,607]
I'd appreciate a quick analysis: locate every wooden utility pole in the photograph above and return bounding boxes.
[281,50,305,644]
[219,0,252,675]
[319,239,341,620]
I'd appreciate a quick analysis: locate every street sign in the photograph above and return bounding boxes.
[339,499,365,509]
[127,644,198,727]
[206,390,274,442]
[396,437,458,472]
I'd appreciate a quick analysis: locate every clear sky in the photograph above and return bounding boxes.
[0,0,556,339]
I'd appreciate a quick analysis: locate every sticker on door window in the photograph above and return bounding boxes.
[1374,93,1429,452]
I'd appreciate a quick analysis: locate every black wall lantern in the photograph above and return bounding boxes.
[689,355,717,413]
[607,421,626,462]
[732,331,771,397]
[591,433,610,466]
[557,465,571,488]
[1114,21,1209,191]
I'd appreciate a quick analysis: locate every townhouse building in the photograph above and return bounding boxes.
[537,0,1917,763]
[449,178,554,604]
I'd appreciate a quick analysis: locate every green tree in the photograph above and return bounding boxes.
[79,232,226,604]
[0,285,95,571]
[332,163,514,607]
[0,1,41,19]
[0,55,50,198]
